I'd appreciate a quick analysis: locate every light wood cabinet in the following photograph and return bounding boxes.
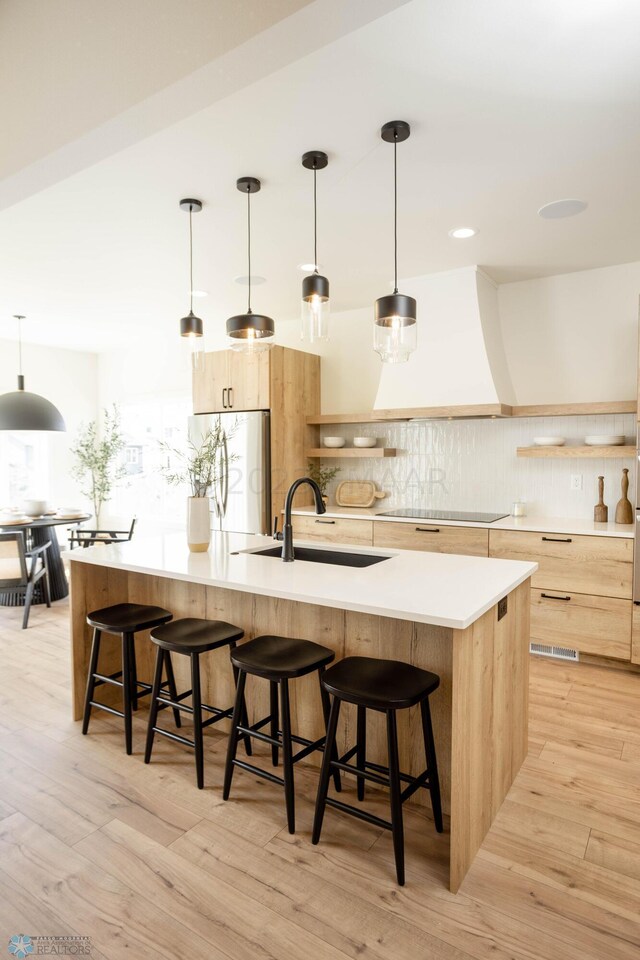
[489,529,633,600]
[193,350,270,413]
[291,515,373,546]
[373,521,488,556]
[530,589,632,661]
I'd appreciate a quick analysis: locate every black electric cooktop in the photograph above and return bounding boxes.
[376,509,510,523]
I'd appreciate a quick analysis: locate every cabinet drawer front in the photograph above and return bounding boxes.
[292,516,373,546]
[531,589,632,660]
[489,530,633,599]
[373,521,488,556]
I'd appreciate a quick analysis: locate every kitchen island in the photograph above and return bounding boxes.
[68,532,536,892]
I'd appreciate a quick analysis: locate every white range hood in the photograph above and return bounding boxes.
[373,266,515,412]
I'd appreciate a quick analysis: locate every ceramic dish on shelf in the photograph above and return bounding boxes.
[533,437,566,446]
[353,437,377,448]
[322,437,346,448]
[584,435,625,446]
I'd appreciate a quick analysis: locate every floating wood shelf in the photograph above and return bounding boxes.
[517,445,637,459]
[307,400,637,425]
[306,448,397,459]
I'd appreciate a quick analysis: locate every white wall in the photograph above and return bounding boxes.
[0,336,98,507]
[498,261,640,404]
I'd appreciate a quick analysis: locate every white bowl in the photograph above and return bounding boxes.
[323,437,346,448]
[22,499,48,517]
[353,437,377,448]
[533,437,566,446]
[584,436,625,446]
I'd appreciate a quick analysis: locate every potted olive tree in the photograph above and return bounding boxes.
[160,419,236,552]
[306,461,340,506]
[71,405,126,524]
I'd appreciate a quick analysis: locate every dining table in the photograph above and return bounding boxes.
[0,514,91,605]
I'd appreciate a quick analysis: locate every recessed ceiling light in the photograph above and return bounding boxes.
[538,199,588,219]
[234,274,266,286]
[297,262,323,272]
[190,289,208,298]
[448,227,477,239]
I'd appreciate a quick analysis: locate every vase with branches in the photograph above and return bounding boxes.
[71,406,126,524]
[306,461,340,503]
[159,418,237,551]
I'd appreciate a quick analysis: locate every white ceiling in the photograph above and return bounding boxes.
[1,0,640,353]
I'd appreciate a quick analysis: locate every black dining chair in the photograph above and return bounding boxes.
[0,531,51,628]
[68,517,137,549]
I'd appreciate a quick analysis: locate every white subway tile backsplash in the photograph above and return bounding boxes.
[319,415,636,519]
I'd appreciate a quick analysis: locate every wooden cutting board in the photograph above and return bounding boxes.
[335,481,386,508]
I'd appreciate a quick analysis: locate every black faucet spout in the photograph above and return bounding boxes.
[281,477,326,562]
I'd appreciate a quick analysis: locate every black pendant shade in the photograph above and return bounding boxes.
[301,150,330,342]
[0,317,66,431]
[180,310,204,338]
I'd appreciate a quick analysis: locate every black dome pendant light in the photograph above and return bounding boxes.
[226,177,275,352]
[374,120,417,364]
[0,315,66,431]
[301,150,330,342]
[179,198,204,339]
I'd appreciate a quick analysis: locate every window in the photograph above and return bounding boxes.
[0,432,50,508]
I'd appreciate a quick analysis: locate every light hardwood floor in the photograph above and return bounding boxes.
[1,599,639,959]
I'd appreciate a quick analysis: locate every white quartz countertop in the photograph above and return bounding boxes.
[67,532,537,631]
[290,506,634,538]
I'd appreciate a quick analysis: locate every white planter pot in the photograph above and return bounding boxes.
[187,496,211,552]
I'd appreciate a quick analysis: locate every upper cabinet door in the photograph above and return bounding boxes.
[227,350,270,411]
[192,350,271,414]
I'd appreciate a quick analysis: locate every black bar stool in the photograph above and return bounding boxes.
[223,635,341,833]
[312,655,443,886]
[144,618,251,789]
[83,602,176,755]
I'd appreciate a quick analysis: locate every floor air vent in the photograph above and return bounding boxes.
[529,642,579,662]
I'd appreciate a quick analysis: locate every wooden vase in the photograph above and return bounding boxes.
[614,468,633,525]
[187,496,211,552]
[593,476,608,522]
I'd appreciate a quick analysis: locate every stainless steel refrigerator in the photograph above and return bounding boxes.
[188,411,271,535]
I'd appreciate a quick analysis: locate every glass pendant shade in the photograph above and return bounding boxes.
[373,293,417,364]
[226,177,275,353]
[374,121,417,364]
[0,318,66,431]
[301,273,330,343]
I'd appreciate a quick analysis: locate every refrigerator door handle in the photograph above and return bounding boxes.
[220,431,229,517]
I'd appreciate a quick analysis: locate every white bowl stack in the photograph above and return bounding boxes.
[584,435,626,446]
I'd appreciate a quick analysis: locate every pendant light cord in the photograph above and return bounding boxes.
[246,185,252,314]
[313,164,318,274]
[188,207,194,314]
[393,138,398,294]
[17,316,23,376]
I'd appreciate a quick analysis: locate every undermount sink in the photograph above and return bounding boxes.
[246,545,391,568]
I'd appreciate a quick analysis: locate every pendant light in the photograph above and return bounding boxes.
[179,198,204,340]
[0,316,66,431]
[226,177,275,352]
[374,120,417,364]
[301,151,330,342]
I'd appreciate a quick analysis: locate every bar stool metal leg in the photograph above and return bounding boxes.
[312,695,341,844]
[269,680,279,767]
[421,697,443,832]
[144,646,164,763]
[121,632,133,756]
[223,669,247,800]
[191,653,204,789]
[386,710,405,886]
[356,705,367,801]
[280,679,295,834]
[82,628,102,735]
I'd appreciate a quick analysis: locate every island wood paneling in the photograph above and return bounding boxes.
[69,560,531,893]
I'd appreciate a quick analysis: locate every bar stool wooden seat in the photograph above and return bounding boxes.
[312,655,443,885]
[83,602,175,755]
[145,618,250,789]
[223,635,341,833]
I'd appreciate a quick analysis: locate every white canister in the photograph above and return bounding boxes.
[511,500,526,518]
[187,496,211,552]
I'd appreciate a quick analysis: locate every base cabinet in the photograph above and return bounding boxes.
[373,521,488,556]
[291,515,373,546]
[531,589,632,661]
